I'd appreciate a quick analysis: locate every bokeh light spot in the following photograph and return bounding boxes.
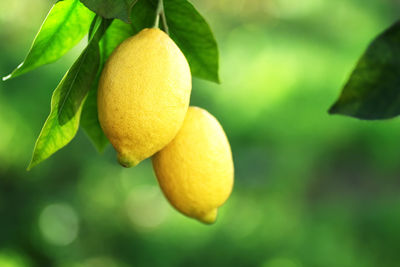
[38,203,79,246]
[125,185,169,230]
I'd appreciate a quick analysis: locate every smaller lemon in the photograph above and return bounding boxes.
[152,106,234,224]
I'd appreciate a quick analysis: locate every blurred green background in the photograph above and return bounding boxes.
[1,0,400,266]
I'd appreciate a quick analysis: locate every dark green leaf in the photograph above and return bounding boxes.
[81,19,134,151]
[81,76,109,152]
[329,21,400,120]
[130,0,219,83]
[88,15,101,39]
[130,0,156,33]
[163,0,220,83]
[80,0,137,23]
[3,0,94,81]
[28,18,111,170]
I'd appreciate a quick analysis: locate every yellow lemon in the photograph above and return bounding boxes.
[152,106,234,224]
[98,28,191,167]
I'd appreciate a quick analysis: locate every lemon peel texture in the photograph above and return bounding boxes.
[152,106,234,224]
[98,28,191,167]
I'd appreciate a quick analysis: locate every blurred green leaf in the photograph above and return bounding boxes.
[28,18,111,170]
[163,0,220,83]
[3,0,94,81]
[329,21,400,120]
[81,19,134,151]
[80,0,137,23]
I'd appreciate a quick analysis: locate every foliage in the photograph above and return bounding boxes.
[163,0,219,82]
[329,21,400,119]
[80,0,137,23]
[27,17,111,170]
[3,0,94,80]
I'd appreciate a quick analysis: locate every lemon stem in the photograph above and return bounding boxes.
[153,0,163,28]
[160,8,169,35]
[153,0,169,34]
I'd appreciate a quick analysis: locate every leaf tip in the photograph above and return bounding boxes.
[2,74,12,81]
[27,147,41,171]
[3,62,25,81]
[328,103,339,115]
[26,153,40,171]
[26,162,34,172]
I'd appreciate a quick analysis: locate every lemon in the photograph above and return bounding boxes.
[98,28,191,167]
[152,106,234,224]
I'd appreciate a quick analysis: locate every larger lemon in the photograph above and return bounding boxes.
[98,28,191,167]
[152,106,234,224]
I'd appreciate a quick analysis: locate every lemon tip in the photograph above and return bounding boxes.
[117,154,140,168]
[197,208,218,224]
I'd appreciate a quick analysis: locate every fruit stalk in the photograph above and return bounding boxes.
[153,0,164,28]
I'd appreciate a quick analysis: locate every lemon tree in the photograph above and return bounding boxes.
[5,0,399,168]
[3,0,219,169]
[2,0,399,224]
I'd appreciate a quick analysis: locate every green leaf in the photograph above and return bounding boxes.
[99,19,135,59]
[130,0,156,33]
[3,0,94,81]
[130,0,220,83]
[329,21,400,120]
[81,19,134,151]
[80,77,109,152]
[28,18,111,170]
[163,0,220,83]
[80,0,137,23]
